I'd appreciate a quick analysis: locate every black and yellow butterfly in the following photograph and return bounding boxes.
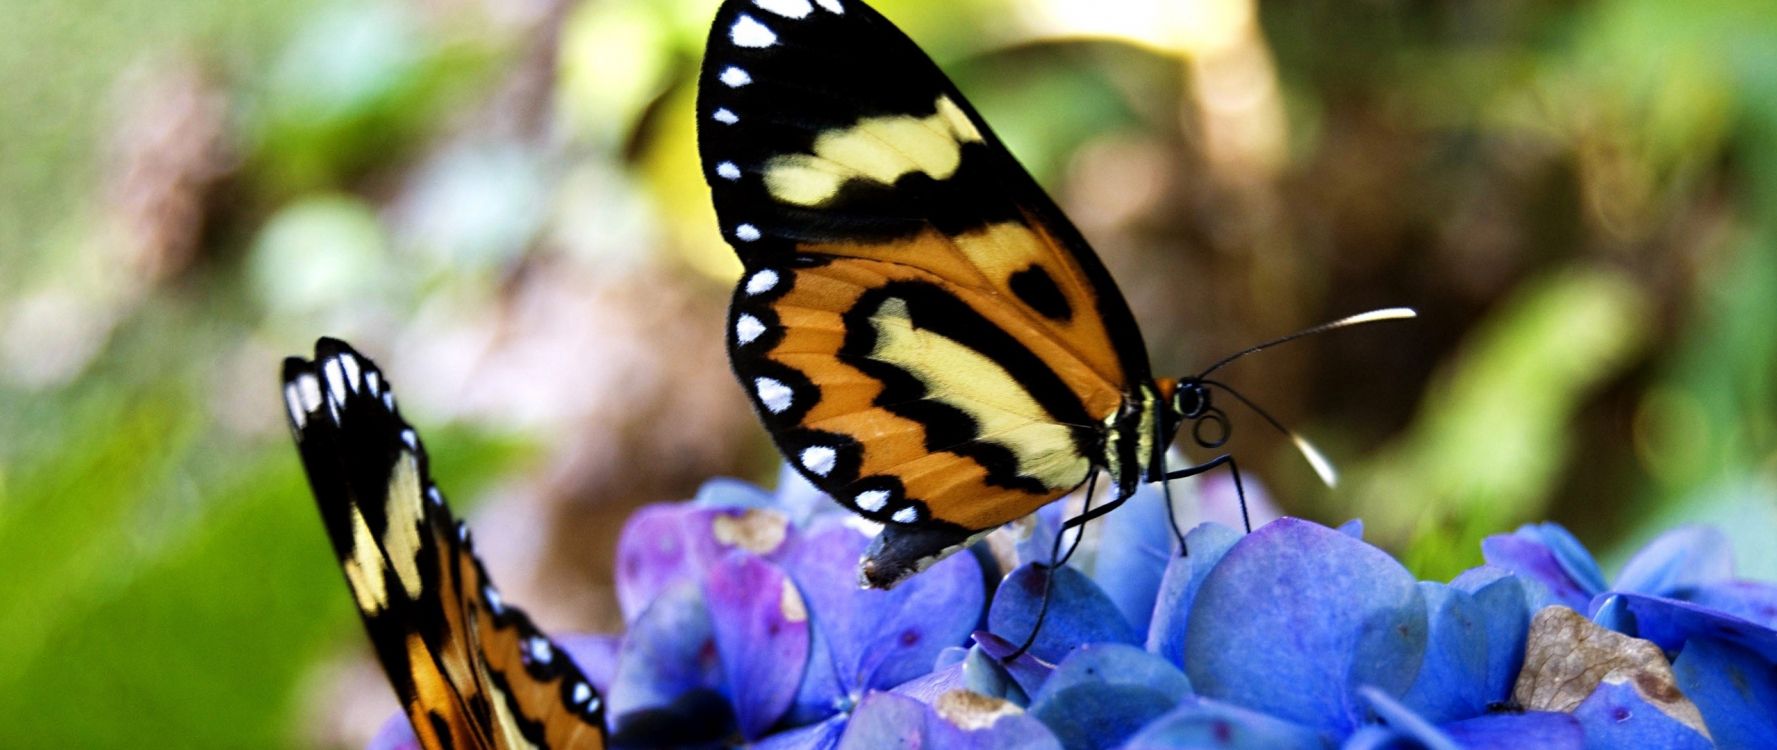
[698,0,1409,589]
[283,339,607,750]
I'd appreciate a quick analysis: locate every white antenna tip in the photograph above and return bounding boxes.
[1292,434,1339,488]
[1340,307,1418,326]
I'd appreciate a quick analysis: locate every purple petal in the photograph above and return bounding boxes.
[1400,583,1489,723]
[1604,592,1777,662]
[970,632,1050,702]
[785,517,985,692]
[1614,526,1736,598]
[605,583,726,738]
[1480,531,1595,612]
[614,504,699,623]
[1091,484,1175,630]
[366,713,418,750]
[987,563,1140,664]
[783,622,846,727]
[1671,637,1777,748]
[772,461,838,525]
[705,555,810,739]
[1146,523,1243,668]
[754,713,846,750]
[1438,712,1583,749]
[1184,518,1427,733]
[1119,698,1326,749]
[838,691,1061,750]
[1683,579,1777,629]
[1571,680,1712,749]
[1027,643,1192,749]
[892,661,968,704]
[1449,566,1530,703]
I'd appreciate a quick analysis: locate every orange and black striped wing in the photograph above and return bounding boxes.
[283,339,607,750]
[697,0,1152,585]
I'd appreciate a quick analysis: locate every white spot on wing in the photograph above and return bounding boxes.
[735,313,766,344]
[717,161,742,181]
[427,486,444,506]
[800,446,837,476]
[855,489,890,512]
[720,66,752,88]
[366,370,381,394]
[527,636,553,664]
[892,506,919,524]
[816,0,843,13]
[730,14,777,48]
[296,373,324,415]
[745,269,779,295]
[485,585,505,616]
[401,429,418,450]
[572,682,592,706]
[714,107,739,125]
[735,223,762,242]
[755,0,813,18]
[338,353,362,392]
[322,359,349,403]
[382,391,396,411]
[284,384,308,429]
[755,376,793,413]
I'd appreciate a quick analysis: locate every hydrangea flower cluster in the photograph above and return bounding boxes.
[372,467,1777,748]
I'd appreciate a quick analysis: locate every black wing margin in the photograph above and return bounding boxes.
[282,338,607,750]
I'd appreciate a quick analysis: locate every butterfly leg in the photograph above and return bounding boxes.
[1158,462,1191,556]
[1163,454,1251,533]
[1008,472,1105,660]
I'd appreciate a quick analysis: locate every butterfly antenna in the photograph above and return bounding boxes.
[1200,378,1339,488]
[1196,307,1417,380]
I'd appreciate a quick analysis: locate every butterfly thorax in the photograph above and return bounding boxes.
[1104,379,1183,500]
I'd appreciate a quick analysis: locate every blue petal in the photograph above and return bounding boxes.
[987,563,1140,663]
[1196,473,1281,531]
[1016,503,1065,568]
[1683,580,1777,629]
[366,713,418,750]
[1613,526,1735,598]
[1523,523,1608,595]
[971,632,1050,702]
[1399,584,1489,724]
[936,646,970,670]
[772,461,838,525]
[1449,567,1530,703]
[1338,519,1365,539]
[1671,637,1777,749]
[1439,712,1584,749]
[1027,643,1192,749]
[1604,592,1777,662]
[1356,686,1461,750]
[839,691,1062,750]
[1480,530,1595,612]
[1091,484,1176,631]
[1571,680,1712,750]
[1338,726,1413,750]
[1119,698,1327,749]
[784,517,986,692]
[693,476,775,510]
[783,619,846,727]
[704,554,810,740]
[605,583,731,743]
[892,661,967,704]
[1147,523,1243,668]
[1185,518,1427,733]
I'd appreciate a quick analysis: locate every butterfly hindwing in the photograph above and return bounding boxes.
[699,0,1155,584]
[283,339,607,750]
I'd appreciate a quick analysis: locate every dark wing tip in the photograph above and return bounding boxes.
[859,521,978,589]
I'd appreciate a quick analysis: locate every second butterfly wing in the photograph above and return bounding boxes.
[284,339,607,750]
[698,0,1155,585]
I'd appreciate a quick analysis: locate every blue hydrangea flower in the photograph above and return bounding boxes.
[367,467,1776,748]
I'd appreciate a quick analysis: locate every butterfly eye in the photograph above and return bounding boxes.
[1173,381,1212,420]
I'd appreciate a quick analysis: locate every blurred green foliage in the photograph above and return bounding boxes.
[1,0,1774,746]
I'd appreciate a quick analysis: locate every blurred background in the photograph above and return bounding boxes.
[2,0,1774,745]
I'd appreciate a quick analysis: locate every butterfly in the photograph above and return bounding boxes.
[697,0,1412,589]
[283,338,608,750]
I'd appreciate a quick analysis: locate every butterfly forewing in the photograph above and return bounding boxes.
[283,339,607,750]
[699,0,1153,567]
